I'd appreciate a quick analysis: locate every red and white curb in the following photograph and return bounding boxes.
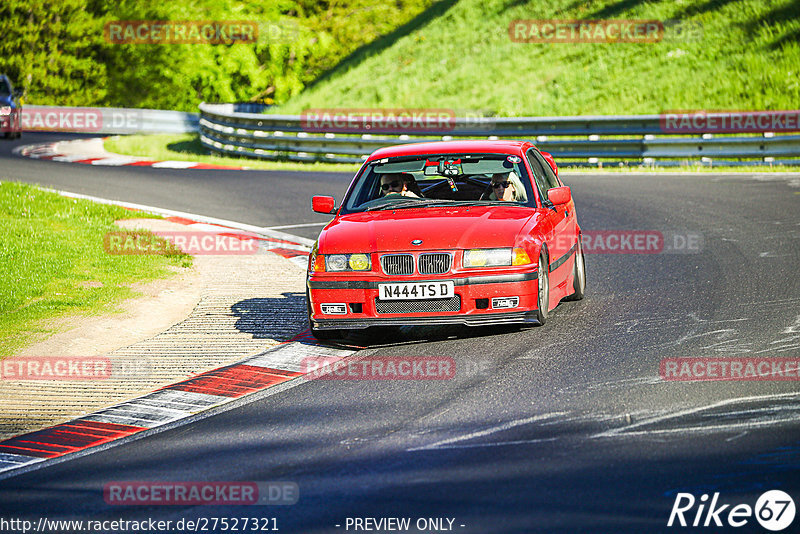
[0,331,357,480]
[156,215,311,269]
[0,188,338,480]
[45,187,317,270]
[14,139,250,170]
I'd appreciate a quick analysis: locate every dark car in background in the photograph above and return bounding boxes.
[0,75,22,139]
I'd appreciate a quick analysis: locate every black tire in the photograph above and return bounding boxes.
[306,287,343,341]
[534,249,550,325]
[565,235,586,301]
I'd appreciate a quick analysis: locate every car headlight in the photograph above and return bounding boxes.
[463,247,532,268]
[324,253,372,272]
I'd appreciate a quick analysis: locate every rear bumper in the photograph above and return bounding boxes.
[308,270,540,331]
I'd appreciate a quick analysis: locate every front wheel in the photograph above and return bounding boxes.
[534,249,550,325]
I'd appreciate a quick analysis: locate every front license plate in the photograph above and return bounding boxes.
[378,281,455,300]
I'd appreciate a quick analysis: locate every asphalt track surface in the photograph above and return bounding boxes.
[2,134,800,532]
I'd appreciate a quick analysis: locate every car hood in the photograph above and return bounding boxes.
[318,205,539,252]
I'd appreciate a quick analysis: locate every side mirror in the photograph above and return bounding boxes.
[548,186,571,205]
[311,195,336,214]
[541,151,558,177]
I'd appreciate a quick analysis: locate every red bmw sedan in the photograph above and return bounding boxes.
[306,140,585,339]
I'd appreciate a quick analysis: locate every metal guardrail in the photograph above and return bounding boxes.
[16,106,198,134]
[198,103,800,166]
[101,107,198,134]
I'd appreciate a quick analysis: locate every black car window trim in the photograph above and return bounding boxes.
[342,152,537,214]
[525,148,551,206]
[530,148,561,190]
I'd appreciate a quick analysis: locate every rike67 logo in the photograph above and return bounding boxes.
[668,490,795,531]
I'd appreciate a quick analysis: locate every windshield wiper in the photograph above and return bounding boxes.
[364,199,506,211]
[364,199,427,211]
[412,200,499,208]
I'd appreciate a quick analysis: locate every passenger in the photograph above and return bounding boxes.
[489,172,521,201]
[380,172,420,198]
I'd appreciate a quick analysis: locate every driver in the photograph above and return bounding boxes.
[380,173,420,198]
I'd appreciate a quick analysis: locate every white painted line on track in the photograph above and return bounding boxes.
[38,187,317,247]
[51,155,95,162]
[425,437,559,450]
[592,391,800,438]
[0,453,45,471]
[89,157,143,166]
[264,222,329,230]
[408,413,568,451]
[151,160,199,169]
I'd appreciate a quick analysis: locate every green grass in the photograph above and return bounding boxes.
[105,134,362,173]
[114,1,799,170]
[0,181,192,356]
[271,0,800,116]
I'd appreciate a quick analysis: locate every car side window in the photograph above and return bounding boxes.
[532,149,560,190]
[525,149,551,204]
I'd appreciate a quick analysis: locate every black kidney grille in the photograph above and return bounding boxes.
[380,254,414,275]
[418,253,451,274]
[375,295,461,314]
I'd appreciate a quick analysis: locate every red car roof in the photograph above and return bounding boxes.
[366,140,534,162]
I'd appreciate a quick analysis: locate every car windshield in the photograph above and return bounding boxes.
[342,153,536,213]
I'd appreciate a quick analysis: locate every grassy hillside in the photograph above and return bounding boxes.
[273,0,800,116]
[0,0,436,110]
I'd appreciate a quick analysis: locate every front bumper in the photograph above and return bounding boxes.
[310,310,541,329]
[308,270,540,330]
